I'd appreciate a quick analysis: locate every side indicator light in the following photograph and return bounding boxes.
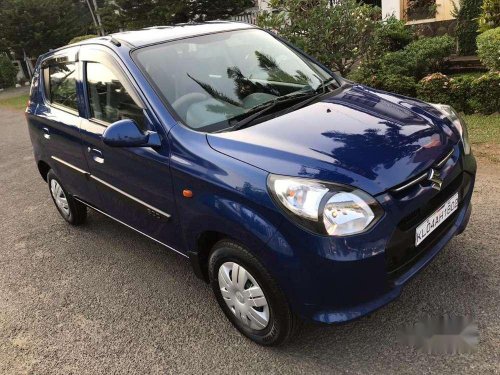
[182,189,193,198]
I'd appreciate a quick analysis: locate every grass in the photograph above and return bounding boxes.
[0,93,29,110]
[464,114,500,145]
[1,93,498,145]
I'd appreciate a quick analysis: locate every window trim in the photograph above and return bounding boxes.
[41,58,80,116]
[84,61,142,127]
[80,48,145,127]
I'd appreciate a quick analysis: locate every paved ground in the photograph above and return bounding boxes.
[0,107,499,374]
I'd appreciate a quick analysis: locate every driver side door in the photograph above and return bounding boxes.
[78,46,183,252]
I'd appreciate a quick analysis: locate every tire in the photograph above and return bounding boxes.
[47,170,87,225]
[208,240,300,346]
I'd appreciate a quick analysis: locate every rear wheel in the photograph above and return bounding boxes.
[47,170,87,225]
[209,240,299,346]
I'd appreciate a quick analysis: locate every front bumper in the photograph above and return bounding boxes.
[264,146,476,323]
[311,196,472,324]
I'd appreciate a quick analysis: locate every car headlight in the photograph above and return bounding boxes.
[267,175,383,236]
[430,103,471,155]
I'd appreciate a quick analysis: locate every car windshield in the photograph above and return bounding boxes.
[133,28,336,132]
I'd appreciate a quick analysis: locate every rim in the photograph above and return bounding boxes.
[218,262,270,331]
[50,179,70,217]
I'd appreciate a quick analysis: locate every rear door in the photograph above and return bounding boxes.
[78,46,183,252]
[34,48,99,205]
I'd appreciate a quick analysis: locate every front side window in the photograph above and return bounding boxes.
[49,62,78,111]
[86,62,145,129]
[134,29,335,132]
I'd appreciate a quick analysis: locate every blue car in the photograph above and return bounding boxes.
[26,22,476,346]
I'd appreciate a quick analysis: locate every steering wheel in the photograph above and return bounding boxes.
[171,93,208,119]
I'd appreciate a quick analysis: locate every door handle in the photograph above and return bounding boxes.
[42,127,50,139]
[88,147,104,164]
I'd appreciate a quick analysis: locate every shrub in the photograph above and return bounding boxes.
[0,55,17,89]
[68,35,98,44]
[479,0,500,32]
[470,71,500,114]
[453,0,483,55]
[347,66,376,85]
[349,36,454,97]
[375,16,414,52]
[477,27,500,70]
[449,75,475,113]
[381,36,454,79]
[417,73,452,104]
[378,74,417,97]
[348,67,417,96]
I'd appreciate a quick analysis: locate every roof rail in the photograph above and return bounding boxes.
[142,25,174,30]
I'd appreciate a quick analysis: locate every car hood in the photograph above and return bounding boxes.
[206,85,459,195]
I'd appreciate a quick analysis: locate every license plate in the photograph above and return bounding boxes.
[415,192,459,246]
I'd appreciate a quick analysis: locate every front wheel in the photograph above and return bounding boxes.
[209,240,299,346]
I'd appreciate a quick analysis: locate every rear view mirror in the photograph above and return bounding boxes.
[102,119,161,147]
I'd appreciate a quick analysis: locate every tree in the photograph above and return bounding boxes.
[99,0,253,33]
[0,54,17,88]
[257,0,381,75]
[0,0,92,58]
[478,0,500,32]
[453,0,483,55]
[187,0,254,22]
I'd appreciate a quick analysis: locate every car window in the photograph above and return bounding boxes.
[86,62,145,130]
[49,62,78,111]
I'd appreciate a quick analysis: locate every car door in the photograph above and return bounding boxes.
[78,46,183,252]
[33,48,100,205]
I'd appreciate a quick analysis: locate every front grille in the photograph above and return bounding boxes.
[390,148,455,194]
[398,172,465,231]
[385,172,472,280]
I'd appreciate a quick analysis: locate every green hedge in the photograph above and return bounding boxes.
[416,73,452,104]
[470,72,500,114]
[416,72,500,114]
[477,27,500,70]
[380,35,454,79]
[348,35,454,99]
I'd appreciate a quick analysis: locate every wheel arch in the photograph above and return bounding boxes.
[187,224,278,283]
[37,160,51,181]
[188,231,228,282]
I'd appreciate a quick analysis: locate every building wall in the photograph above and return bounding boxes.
[382,0,457,22]
[435,0,456,21]
[257,0,272,11]
[382,0,403,19]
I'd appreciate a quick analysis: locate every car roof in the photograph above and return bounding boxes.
[109,21,256,48]
[38,22,257,63]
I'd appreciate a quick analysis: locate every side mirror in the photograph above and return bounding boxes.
[102,119,161,148]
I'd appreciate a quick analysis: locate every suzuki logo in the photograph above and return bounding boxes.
[427,169,443,191]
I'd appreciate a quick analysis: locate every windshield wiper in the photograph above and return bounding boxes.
[315,77,337,93]
[277,77,338,116]
[230,90,317,131]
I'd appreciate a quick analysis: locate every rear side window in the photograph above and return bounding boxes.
[48,62,78,111]
[86,62,145,129]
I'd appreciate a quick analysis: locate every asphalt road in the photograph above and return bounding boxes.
[1,107,499,374]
